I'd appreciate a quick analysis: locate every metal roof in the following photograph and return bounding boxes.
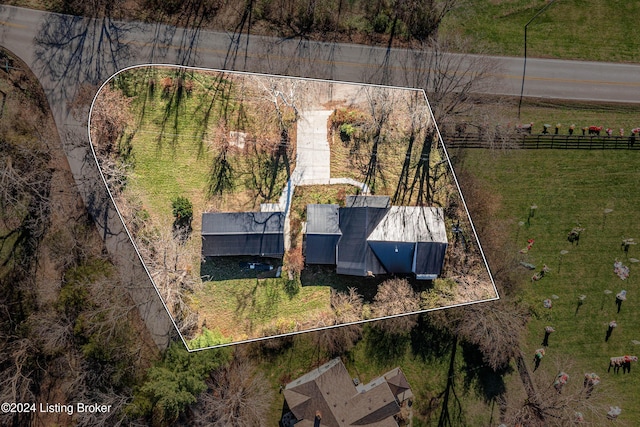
[336,207,388,276]
[345,195,390,208]
[201,212,284,235]
[306,204,341,235]
[367,206,447,243]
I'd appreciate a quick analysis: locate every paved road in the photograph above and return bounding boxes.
[1,4,638,348]
[1,5,639,104]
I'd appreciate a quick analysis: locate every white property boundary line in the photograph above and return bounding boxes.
[88,63,499,352]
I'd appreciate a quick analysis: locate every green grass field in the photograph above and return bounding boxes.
[441,0,640,62]
[459,148,640,422]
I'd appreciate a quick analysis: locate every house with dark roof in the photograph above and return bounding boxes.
[305,198,448,279]
[201,211,284,257]
[282,358,413,427]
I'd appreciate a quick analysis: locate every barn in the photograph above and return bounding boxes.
[201,211,284,257]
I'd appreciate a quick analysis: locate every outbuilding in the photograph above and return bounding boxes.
[201,211,284,257]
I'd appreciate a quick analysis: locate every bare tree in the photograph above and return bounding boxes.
[251,74,310,129]
[371,278,419,333]
[307,288,364,356]
[135,225,201,336]
[504,355,611,426]
[89,84,134,196]
[0,338,38,425]
[331,287,363,324]
[453,300,529,372]
[193,356,272,427]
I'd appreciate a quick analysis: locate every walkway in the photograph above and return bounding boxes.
[293,110,332,185]
[277,109,369,250]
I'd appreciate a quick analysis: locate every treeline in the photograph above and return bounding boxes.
[0,50,159,426]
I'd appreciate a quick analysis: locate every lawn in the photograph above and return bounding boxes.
[459,148,640,422]
[441,0,640,63]
[195,275,332,342]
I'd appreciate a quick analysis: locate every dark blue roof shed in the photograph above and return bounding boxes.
[367,206,448,279]
[201,212,284,257]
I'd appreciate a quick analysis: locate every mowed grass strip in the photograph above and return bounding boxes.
[460,149,640,421]
[442,0,640,62]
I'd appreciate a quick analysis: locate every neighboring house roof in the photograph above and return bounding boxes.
[381,368,414,404]
[201,212,284,257]
[283,358,411,427]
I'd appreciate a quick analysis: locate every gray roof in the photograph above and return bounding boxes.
[201,212,284,257]
[202,212,284,235]
[336,207,388,276]
[306,204,341,235]
[345,195,390,208]
[367,207,447,243]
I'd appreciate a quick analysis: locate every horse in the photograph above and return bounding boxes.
[608,355,638,373]
[588,125,603,135]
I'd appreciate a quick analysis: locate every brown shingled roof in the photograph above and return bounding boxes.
[283,358,412,427]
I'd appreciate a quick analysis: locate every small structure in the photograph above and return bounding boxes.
[282,358,412,427]
[201,211,285,257]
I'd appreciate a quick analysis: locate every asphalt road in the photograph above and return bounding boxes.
[1,5,639,105]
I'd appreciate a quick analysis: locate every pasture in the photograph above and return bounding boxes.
[441,0,640,62]
[459,148,640,422]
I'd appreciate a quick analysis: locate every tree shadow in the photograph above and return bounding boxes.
[410,315,455,362]
[435,335,465,427]
[460,341,508,404]
[200,256,281,282]
[364,325,409,365]
[33,13,133,110]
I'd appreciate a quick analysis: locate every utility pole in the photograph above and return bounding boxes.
[518,0,557,119]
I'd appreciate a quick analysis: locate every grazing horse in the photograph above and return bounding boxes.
[588,126,603,135]
[608,355,638,373]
